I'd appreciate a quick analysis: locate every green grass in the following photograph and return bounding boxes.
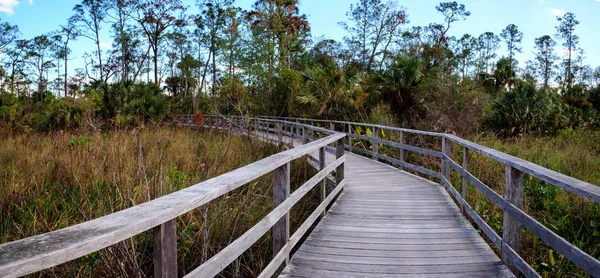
[0,126,319,277]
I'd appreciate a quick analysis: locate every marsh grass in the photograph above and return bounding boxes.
[462,128,600,277]
[0,126,319,277]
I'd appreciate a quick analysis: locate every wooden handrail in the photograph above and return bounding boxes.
[186,115,600,278]
[0,117,346,278]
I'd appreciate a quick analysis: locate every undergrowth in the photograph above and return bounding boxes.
[0,126,319,277]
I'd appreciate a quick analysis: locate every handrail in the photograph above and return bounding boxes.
[186,115,600,278]
[0,117,346,278]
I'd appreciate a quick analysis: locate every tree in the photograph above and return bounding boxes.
[556,12,579,89]
[493,57,515,97]
[108,0,140,82]
[73,0,108,82]
[477,32,500,73]
[57,17,80,97]
[4,40,28,95]
[533,35,558,89]
[196,0,235,98]
[137,0,186,84]
[26,35,57,100]
[373,55,423,123]
[297,59,364,117]
[0,20,19,53]
[248,0,310,68]
[456,34,477,79]
[434,2,470,45]
[500,24,522,83]
[340,0,407,73]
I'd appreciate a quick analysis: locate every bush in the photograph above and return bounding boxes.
[486,81,566,136]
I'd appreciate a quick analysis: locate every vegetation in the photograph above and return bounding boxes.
[1,0,600,276]
[0,127,320,276]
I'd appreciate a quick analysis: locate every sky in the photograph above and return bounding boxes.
[1,0,600,76]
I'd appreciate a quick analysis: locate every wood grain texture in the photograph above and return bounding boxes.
[279,143,514,278]
[503,165,524,276]
[273,163,291,264]
[153,219,177,278]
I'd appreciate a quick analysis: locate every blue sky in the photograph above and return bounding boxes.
[1,0,600,75]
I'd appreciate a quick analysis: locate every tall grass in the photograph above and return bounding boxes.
[461,128,600,277]
[0,126,319,277]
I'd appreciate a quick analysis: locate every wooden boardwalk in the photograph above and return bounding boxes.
[279,138,514,277]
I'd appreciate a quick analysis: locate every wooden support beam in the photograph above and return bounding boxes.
[302,126,309,145]
[347,124,352,146]
[336,138,345,186]
[273,163,291,264]
[329,122,334,131]
[372,127,379,160]
[319,147,326,216]
[503,165,525,276]
[153,219,177,278]
[277,122,283,149]
[399,131,405,171]
[441,137,452,180]
[462,147,469,201]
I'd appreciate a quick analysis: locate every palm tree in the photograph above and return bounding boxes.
[296,60,366,117]
[493,57,516,97]
[373,55,423,123]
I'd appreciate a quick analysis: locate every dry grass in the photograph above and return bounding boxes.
[0,126,318,277]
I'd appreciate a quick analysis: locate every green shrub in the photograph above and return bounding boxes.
[486,82,566,136]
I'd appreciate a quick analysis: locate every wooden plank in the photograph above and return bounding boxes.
[290,251,499,266]
[336,138,345,186]
[153,219,177,278]
[282,266,514,278]
[319,147,326,213]
[273,163,291,264]
[399,130,405,171]
[503,165,524,276]
[372,126,379,160]
[462,147,469,201]
[441,137,451,180]
[284,258,511,274]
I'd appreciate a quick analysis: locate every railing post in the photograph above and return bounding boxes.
[441,137,451,180]
[462,147,469,201]
[273,162,291,265]
[347,124,352,147]
[503,165,524,276]
[336,138,345,186]
[277,122,283,149]
[329,122,334,131]
[302,126,309,144]
[372,127,379,160]
[319,146,326,216]
[399,131,405,171]
[153,219,177,278]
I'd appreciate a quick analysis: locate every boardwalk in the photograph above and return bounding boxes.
[279,140,514,277]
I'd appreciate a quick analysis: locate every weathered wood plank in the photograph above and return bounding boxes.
[273,162,291,265]
[153,219,177,278]
[503,165,524,276]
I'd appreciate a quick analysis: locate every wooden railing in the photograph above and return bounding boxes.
[0,117,346,278]
[244,115,600,278]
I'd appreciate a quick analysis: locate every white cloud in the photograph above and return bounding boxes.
[551,8,565,16]
[0,0,19,14]
[28,0,32,5]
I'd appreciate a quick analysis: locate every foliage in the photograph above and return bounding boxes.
[486,81,566,136]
